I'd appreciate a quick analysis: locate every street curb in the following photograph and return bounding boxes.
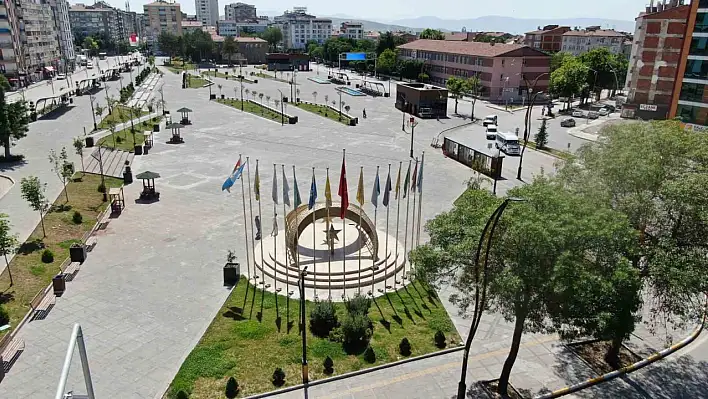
[243,345,465,399]
[534,304,707,398]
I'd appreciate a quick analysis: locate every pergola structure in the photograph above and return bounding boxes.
[176,107,193,125]
[136,170,161,201]
[166,123,184,144]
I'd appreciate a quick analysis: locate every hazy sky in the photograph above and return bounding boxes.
[85,0,648,21]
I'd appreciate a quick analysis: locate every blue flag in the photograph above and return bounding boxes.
[370,167,380,207]
[308,169,318,210]
[382,168,392,207]
[293,168,302,208]
[221,159,245,192]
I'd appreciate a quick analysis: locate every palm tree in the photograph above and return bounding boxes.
[251,91,257,101]
[324,95,329,108]
[258,93,264,114]
[107,119,117,148]
[344,105,351,114]
[266,95,271,107]
[312,91,318,104]
[95,104,104,120]
[245,88,250,98]
[217,84,223,97]
[296,88,300,101]
[274,99,280,110]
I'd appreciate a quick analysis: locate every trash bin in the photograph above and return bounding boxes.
[85,136,94,147]
[134,145,143,155]
[223,262,240,286]
[52,274,66,296]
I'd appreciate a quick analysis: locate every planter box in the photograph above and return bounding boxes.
[85,136,94,147]
[283,97,289,103]
[221,94,225,99]
[124,169,133,184]
[52,274,66,296]
[384,93,390,98]
[69,244,87,263]
[134,145,143,155]
[288,116,298,124]
[210,94,216,100]
[254,79,258,83]
[223,262,240,286]
[153,124,160,132]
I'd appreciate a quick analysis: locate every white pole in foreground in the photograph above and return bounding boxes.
[55,323,95,399]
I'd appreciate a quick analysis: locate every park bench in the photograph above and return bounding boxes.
[86,236,98,252]
[0,334,25,377]
[64,262,81,282]
[29,290,55,321]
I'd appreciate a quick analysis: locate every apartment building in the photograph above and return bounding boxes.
[217,19,268,36]
[524,25,571,52]
[224,2,256,21]
[340,22,363,40]
[624,1,690,119]
[195,0,218,27]
[182,20,204,34]
[560,26,627,56]
[21,0,61,78]
[69,3,119,42]
[670,0,708,130]
[397,39,551,104]
[274,7,331,49]
[48,0,74,71]
[144,0,182,46]
[0,0,25,80]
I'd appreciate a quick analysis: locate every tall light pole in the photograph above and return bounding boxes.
[277,89,285,126]
[89,95,97,130]
[456,197,525,399]
[516,73,548,181]
[240,77,245,111]
[409,117,418,158]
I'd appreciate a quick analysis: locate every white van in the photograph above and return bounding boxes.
[495,132,520,155]
[485,124,498,140]
[483,115,498,127]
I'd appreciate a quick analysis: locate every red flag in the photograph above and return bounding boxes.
[411,160,418,190]
[338,153,348,218]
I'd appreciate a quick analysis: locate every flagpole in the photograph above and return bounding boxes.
[325,167,332,300]
[371,165,379,296]
[273,164,279,293]
[341,149,346,300]
[282,165,290,318]
[403,159,413,281]
[256,160,265,286]
[246,156,257,285]
[384,163,391,293]
[357,166,363,294]
[293,165,300,295]
[393,161,403,290]
[312,167,317,300]
[239,155,251,290]
[416,152,425,248]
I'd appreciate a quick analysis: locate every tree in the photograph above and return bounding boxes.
[73,137,85,175]
[0,87,30,159]
[556,120,708,365]
[534,119,548,149]
[446,76,466,114]
[312,91,318,103]
[419,29,445,40]
[579,47,618,101]
[549,57,587,110]
[217,84,223,97]
[158,32,180,60]
[222,36,236,64]
[48,147,72,202]
[83,37,98,56]
[550,52,573,73]
[376,48,397,75]
[0,213,18,286]
[261,27,283,51]
[465,76,482,121]
[376,31,407,55]
[94,104,104,120]
[20,176,49,237]
[410,177,638,396]
[0,75,10,91]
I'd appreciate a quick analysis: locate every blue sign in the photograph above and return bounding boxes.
[344,52,366,61]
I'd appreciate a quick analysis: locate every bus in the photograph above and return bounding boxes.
[495,132,520,155]
[98,52,107,60]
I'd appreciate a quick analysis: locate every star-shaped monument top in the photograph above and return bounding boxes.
[324,224,341,244]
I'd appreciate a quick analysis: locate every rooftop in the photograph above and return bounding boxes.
[563,29,626,37]
[182,21,203,27]
[233,37,267,43]
[526,26,570,35]
[398,39,543,58]
[144,0,180,7]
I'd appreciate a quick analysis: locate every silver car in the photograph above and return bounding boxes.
[560,117,576,127]
[572,110,584,118]
[598,108,610,116]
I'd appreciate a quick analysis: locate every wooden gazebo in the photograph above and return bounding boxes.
[136,170,161,201]
[144,131,154,149]
[166,123,184,144]
[176,107,193,125]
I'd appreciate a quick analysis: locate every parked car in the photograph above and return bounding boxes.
[572,110,584,118]
[87,61,94,69]
[604,104,616,113]
[598,108,610,116]
[560,117,576,127]
[483,115,498,127]
[587,111,599,119]
[55,74,67,80]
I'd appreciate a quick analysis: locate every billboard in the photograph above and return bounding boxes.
[343,52,366,61]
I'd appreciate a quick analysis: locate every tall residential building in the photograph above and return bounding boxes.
[274,7,332,50]
[624,1,690,120]
[195,0,218,27]
[224,2,256,21]
[20,0,61,78]
[144,0,182,47]
[0,0,25,80]
[340,22,363,40]
[524,25,571,52]
[69,3,120,42]
[49,0,75,71]
[397,40,551,104]
[560,27,627,56]
[670,0,708,130]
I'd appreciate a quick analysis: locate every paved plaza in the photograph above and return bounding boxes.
[0,61,705,399]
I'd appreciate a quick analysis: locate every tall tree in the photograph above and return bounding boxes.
[445,76,466,114]
[376,31,407,55]
[158,32,180,60]
[48,147,72,202]
[419,28,445,40]
[261,27,283,51]
[83,37,99,56]
[534,118,548,150]
[579,47,617,101]
[410,177,637,396]
[0,87,30,159]
[549,57,587,110]
[465,76,482,121]
[222,36,236,64]
[376,49,397,75]
[20,176,49,238]
[73,137,85,176]
[550,51,573,73]
[0,213,19,286]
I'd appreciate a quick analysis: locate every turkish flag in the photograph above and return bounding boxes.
[338,154,348,219]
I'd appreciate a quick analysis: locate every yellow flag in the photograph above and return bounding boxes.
[356,167,364,205]
[325,169,332,207]
[394,162,401,200]
[254,161,260,201]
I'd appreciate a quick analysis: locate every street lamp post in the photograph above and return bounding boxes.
[409,117,418,158]
[240,77,245,111]
[277,89,285,126]
[298,266,309,384]
[456,197,524,399]
[89,95,97,130]
[516,73,548,181]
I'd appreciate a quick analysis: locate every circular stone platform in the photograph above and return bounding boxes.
[252,218,412,301]
[0,174,14,201]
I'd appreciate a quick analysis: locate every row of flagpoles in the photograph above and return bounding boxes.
[222,149,425,300]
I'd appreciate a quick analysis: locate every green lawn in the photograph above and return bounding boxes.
[164,60,196,74]
[216,98,287,123]
[201,71,231,79]
[97,116,163,152]
[293,102,352,125]
[253,72,293,84]
[0,174,123,339]
[186,75,210,88]
[519,139,573,160]
[167,278,458,398]
[97,105,148,130]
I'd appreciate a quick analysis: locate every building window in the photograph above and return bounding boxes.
[690,37,708,57]
[676,103,708,126]
[685,59,708,80]
[695,13,708,34]
[679,82,707,103]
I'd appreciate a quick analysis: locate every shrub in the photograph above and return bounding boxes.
[434,331,446,348]
[175,391,189,399]
[327,326,343,343]
[323,356,334,374]
[225,376,239,398]
[341,313,373,352]
[363,346,376,363]
[399,337,412,356]
[310,300,338,337]
[97,183,106,193]
[41,249,54,263]
[0,304,9,325]
[116,136,124,143]
[72,211,83,224]
[272,367,285,386]
[344,293,371,316]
